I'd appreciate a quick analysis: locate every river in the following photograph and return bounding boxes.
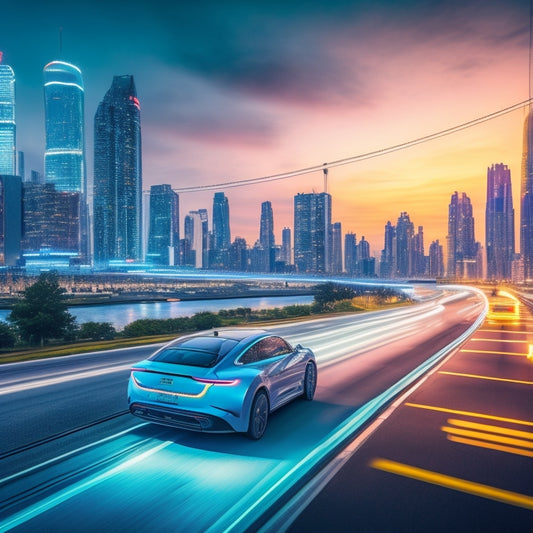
[0,295,314,330]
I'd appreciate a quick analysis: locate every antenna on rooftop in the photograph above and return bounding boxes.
[323,163,328,194]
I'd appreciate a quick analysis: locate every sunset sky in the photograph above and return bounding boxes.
[1,0,530,257]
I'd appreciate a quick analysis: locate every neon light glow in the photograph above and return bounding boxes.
[370,458,533,510]
[405,403,533,427]
[131,372,212,398]
[439,370,533,386]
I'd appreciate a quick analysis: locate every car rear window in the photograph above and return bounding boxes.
[150,337,238,367]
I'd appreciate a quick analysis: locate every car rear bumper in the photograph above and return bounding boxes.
[129,402,236,433]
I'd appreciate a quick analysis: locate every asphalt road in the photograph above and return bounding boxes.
[0,286,486,532]
[287,289,533,533]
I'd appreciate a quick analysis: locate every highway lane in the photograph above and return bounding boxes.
[287,289,532,532]
[0,286,485,532]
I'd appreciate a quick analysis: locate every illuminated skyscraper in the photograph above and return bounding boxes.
[93,75,142,264]
[210,192,230,269]
[146,184,179,265]
[521,111,533,279]
[0,53,16,175]
[395,212,414,278]
[294,192,331,273]
[447,191,480,278]
[486,163,514,280]
[43,60,88,260]
[331,222,342,274]
[259,200,275,272]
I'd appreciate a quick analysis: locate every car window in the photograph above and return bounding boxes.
[150,336,238,367]
[239,336,293,364]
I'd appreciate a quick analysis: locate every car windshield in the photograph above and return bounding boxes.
[150,336,239,368]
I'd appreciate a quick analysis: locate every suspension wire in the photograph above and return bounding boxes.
[169,98,532,194]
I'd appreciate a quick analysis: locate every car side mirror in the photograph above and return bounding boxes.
[295,344,302,350]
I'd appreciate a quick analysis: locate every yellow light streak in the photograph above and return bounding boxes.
[528,345,533,362]
[446,419,533,440]
[442,426,533,450]
[439,371,533,386]
[471,338,530,344]
[405,403,533,427]
[370,458,533,510]
[460,349,526,357]
[477,329,528,335]
[447,435,533,458]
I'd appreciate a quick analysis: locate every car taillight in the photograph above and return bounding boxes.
[191,377,240,386]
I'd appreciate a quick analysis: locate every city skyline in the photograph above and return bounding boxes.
[0,0,529,255]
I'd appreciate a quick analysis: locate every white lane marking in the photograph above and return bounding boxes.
[0,440,173,532]
[0,364,132,395]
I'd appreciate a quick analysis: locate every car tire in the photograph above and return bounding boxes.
[247,390,269,440]
[302,361,317,401]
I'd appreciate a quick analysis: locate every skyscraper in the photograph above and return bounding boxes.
[259,201,275,272]
[210,192,231,269]
[447,191,480,278]
[331,222,342,274]
[146,184,179,265]
[344,233,357,275]
[395,212,414,278]
[93,75,142,264]
[380,221,395,278]
[429,239,444,278]
[43,60,88,260]
[184,210,207,268]
[0,174,21,266]
[294,192,331,273]
[281,227,291,265]
[0,53,16,175]
[486,163,514,280]
[521,110,533,279]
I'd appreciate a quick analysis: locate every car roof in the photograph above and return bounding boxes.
[173,328,268,344]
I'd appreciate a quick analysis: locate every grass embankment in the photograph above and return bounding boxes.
[0,295,410,364]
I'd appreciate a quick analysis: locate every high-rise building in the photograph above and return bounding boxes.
[521,109,533,280]
[93,75,142,264]
[17,151,24,181]
[146,184,179,266]
[429,239,444,278]
[331,222,342,274]
[0,175,21,266]
[447,191,480,278]
[294,192,331,273]
[344,233,357,275]
[395,212,414,278]
[0,54,16,175]
[380,221,395,278]
[21,183,79,257]
[259,201,275,272]
[210,192,231,269]
[412,226,426,277]
[280,227,291,265]
[43,60,88,261]
[230,237,248,271]
[486,163,515,280]
[184,210,208,269]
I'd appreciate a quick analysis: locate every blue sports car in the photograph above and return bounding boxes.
[128,329,317,439]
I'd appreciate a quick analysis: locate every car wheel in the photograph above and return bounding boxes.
[247,390,269,440]
[302,361,317,401]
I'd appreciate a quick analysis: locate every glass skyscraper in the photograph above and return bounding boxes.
[294,192,331,273]
[210,192,230,269]
[0,54,16,175]
[93,75,142,264]
[447,191,480,279]
[43,60,88,261]
[521,110,533,279]
[486,163,514,280]
[147,184,179,265]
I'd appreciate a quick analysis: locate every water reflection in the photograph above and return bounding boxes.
[0,295,313,330]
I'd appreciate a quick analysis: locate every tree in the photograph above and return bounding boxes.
[313,282,357,311]
[0,321,16,348]
[79,321,116,341]
[8,272,76,345]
